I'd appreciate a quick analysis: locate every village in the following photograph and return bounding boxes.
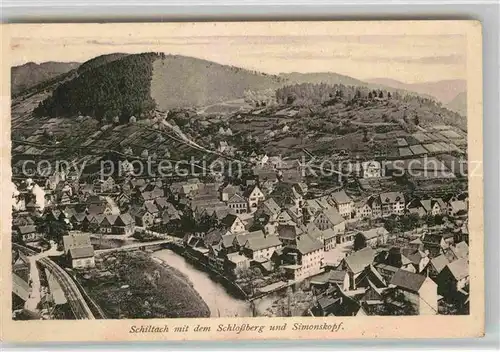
[11,132,470,318]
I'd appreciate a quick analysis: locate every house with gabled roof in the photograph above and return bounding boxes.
[99,214,118,234]
[62,233,95,269]
[154,197,169,211]
[389,269,438,315]
[244,185,265,212]
[450,241,468,260]
[277,209,294,225]
[130,207,155,228]
[220,214,245,234]
[226,252,251,276]
[428,254,451,279]
[220,233,236,252]
[313,206,346,234]
[447,200,468,218]
[436,258,469,298]
[232,230,265,252]
[421,198,446,216]
[355,227,390,248]
[406,198,427,217]
[277,224,302,246]
[296,234,324,270]
[227,193,248,215]
[340,247,377,290]
[307,226,337,252]
[355,197,373,219]
[330,190,354,219]
[375,247,418,274]
[16,225,41,243]
[257,197,281,221]
[113,213,135,236]
[379,192,405,217]
[220,184,240,202]
[144,200,159,217]
[242,235,282,261]
[310,270,349,293]
[281,234,324,281]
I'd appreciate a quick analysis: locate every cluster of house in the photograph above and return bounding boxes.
[307,224,470,316]
[11,157,470,309]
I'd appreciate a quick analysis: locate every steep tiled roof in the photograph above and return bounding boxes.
[263,198,281,215]
[296,235,323,255]
[390,269,427,292]
[144,200,159,214]
[321,207,345,226]
[431,254,450,273]
[221,234,236,248]
[245,235,282,251]
[70,246,94,260]
[331,190,352,205]
[447,258,469,280]
[359,227,389,241]
[63,233,92,253]
[277,224,299,240]
[344,247,377,274]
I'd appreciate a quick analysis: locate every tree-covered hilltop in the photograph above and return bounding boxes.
[77,53,129,74]
[275,83,466,129]
[34,53,159,122]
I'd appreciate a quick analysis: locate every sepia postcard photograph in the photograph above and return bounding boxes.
[0,20,484,342]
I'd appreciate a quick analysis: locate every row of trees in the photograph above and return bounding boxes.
[275,82,449,116]
[275,83,397,107]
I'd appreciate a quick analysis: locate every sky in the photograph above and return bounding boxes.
[8,22,468,84]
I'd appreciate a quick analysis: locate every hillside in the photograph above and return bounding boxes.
[219,82,467,159]
[366,78,466,104]
[11,61,80,95]
[282,72,434,101]
[33,53,157,122]
[446,91,467,116]
[151,55,285,110]
[280,72,368,87]
[77,53,129,73]
[27,52,464,126]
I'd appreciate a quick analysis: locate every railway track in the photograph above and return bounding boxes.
[13,243,95,319]
[37,257,95,320]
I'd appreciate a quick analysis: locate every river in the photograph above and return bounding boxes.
[152,249,278,317]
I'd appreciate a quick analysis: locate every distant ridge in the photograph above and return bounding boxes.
[11,61,80,95]
[446,91,467,116]
[366,78,466,104]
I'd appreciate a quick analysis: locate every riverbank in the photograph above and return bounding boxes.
[76,251,210,319]
[152,249,254,317]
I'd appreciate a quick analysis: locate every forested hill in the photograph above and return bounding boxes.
[11,61,80,95]
[276,83,466,130]
[29,52,457,125]
[280,72,368,87]
[32,53,286,121]
[77,53,129,73]
[34,53,158,122]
